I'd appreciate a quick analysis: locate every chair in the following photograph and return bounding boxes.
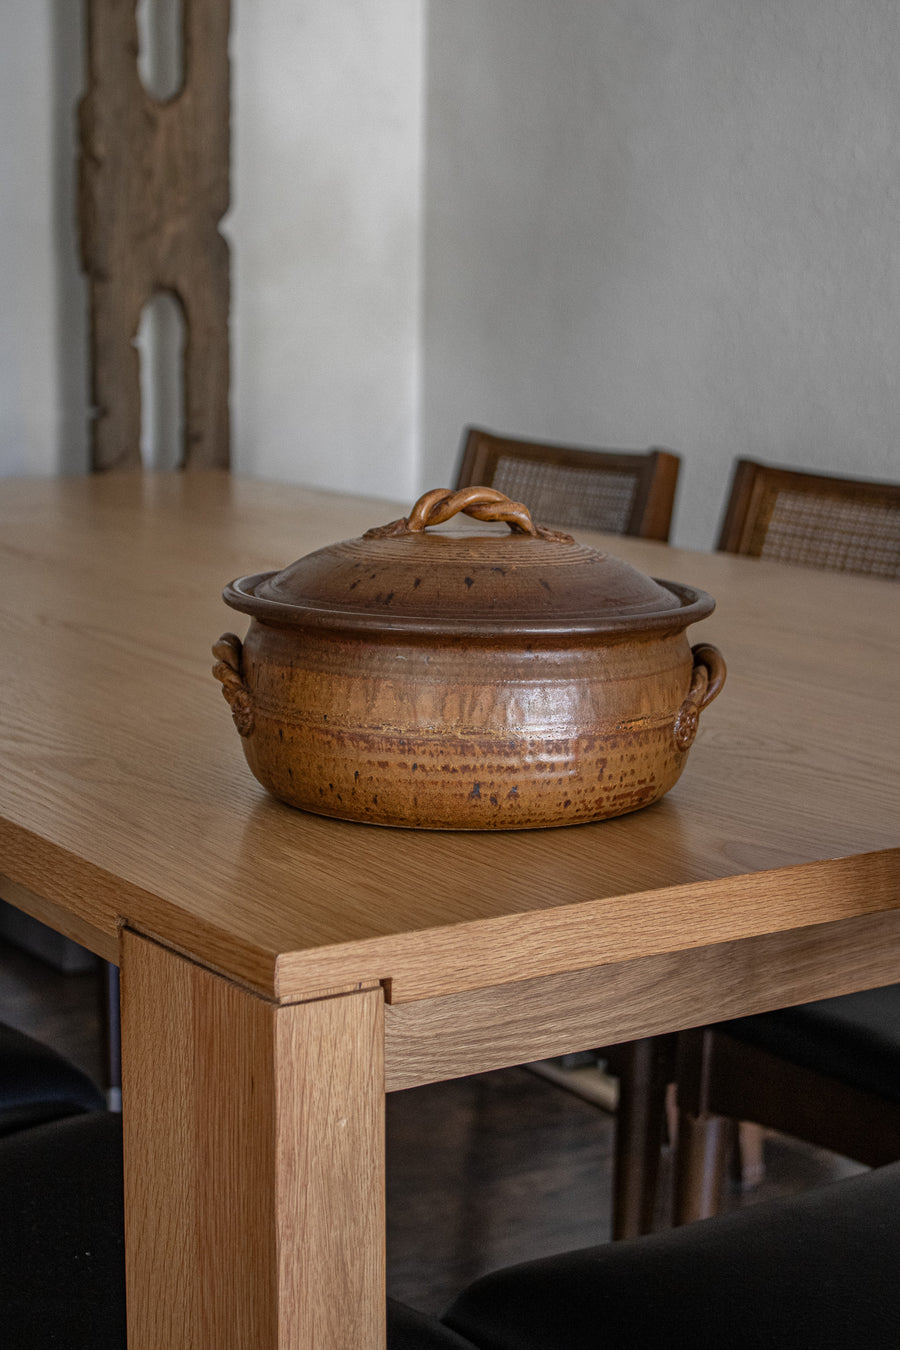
[1,1112,127,1347]
[716,457,900,577]
[672,458,900,1223]
[0,1024,117,1343]
[443,1160,900,1350]
[0,1019,105,1137]
[674,994,900,1222]
[455,427,680,541]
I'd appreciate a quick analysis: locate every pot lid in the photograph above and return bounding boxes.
[223,486,715,636]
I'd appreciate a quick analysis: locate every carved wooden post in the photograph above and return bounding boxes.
[79,1,231,470]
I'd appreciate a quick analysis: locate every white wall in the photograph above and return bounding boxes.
[230,0,424,501]
[3,2,899,547]
[1,2,86,476]
[421,0,900,546]
[0,2,55,477]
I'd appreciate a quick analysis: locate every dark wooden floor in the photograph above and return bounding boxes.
[0,935,863,1316]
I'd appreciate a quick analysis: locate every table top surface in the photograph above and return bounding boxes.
[1,472,898,1003]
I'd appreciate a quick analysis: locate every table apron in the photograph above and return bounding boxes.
[384,907,900,1092]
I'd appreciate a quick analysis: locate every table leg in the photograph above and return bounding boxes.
[120,929,386,1348]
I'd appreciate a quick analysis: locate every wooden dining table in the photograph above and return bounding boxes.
[1,471,898,1347]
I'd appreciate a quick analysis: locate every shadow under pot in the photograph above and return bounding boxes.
[213,486,725,830]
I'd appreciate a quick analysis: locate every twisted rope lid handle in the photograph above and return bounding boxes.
[364,487,574,542]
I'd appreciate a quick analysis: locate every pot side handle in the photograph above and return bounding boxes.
[212,633,255,737]
[673,642,726,750]
[364,486,575,543]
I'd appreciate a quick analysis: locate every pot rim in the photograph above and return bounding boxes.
[223,572,715,638]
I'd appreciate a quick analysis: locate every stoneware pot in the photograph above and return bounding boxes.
[213,486,725,830]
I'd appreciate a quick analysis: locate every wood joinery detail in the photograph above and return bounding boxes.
[121,930,386,1349]
[382,908,900,1091]
[79,1,231,470]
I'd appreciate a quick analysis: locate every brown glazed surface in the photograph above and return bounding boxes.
[213,488,725,829]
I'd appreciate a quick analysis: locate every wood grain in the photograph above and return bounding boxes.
[0,473,897,1004]
[121,928,385,1349]
[280,849,900,1004]
[79,1,230,471]
[0,873,117,963]
[383,907,900,1090]
[4,472,898,1347]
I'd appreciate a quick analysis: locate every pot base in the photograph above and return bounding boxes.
[242,722,688,831]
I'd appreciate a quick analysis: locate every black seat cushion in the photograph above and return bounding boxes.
[720,983,900,1102]
[388,1297,483,1348]
[442,1161,900,1350]
[0,1112,126,1348]
[0,1019,105,1136]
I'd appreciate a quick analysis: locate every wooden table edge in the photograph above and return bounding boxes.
[3,816,897,1007]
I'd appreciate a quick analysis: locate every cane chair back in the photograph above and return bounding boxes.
[717,459,900,578]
